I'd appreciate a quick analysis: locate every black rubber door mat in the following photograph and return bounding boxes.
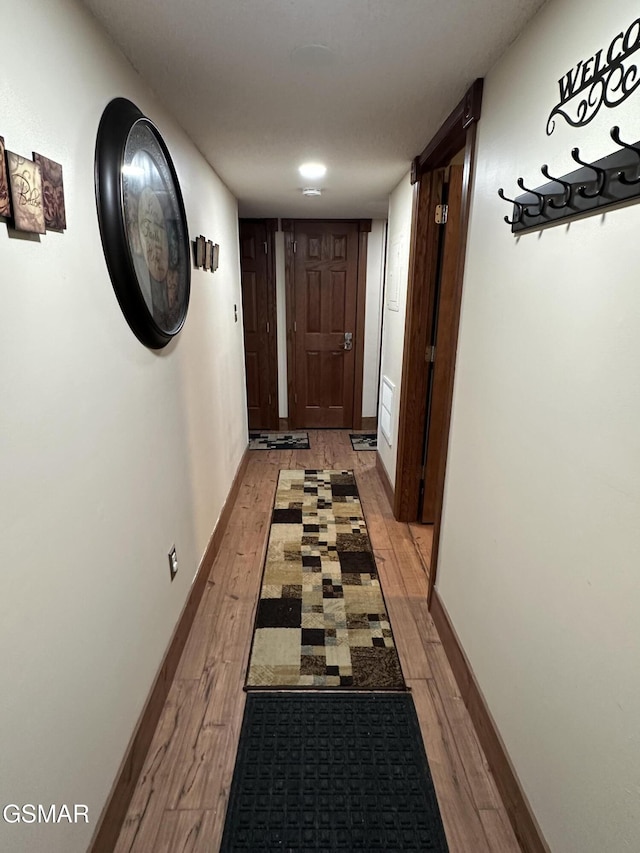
[220,693,449,852]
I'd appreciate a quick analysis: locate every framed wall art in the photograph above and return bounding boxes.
[95,97,191,349]
[7,152,45,233]
[204,239,213,271]
[194,234,205,268]
[34,153,66,231]
[0,136,10,218]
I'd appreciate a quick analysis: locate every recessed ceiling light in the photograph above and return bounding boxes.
[299,162,327,180]
[302,187,322,197]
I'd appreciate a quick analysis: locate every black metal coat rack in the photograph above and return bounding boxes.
[498,126,640,233]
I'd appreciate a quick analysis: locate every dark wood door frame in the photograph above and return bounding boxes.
[282,219,371,430]
[421,163,464,524]
[239,218,279,429]
[392,79,483,603]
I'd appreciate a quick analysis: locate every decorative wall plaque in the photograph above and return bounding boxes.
[547,16,640,134]
[33,153,66,231]
[0,136,10,218]
[7,152,45,233]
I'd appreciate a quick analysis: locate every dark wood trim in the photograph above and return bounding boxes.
[427,124,477,607]
[88,448,250,853]
[265,219,279,429]
[352,222,371,430]
[462,79,483,128]
[393,170,443,520]
[376,451,395,509]
[282,220,297,428]
[361,416,377,430]
[420,163,463,524]
[413,78,483,179]
[430,590,551,853]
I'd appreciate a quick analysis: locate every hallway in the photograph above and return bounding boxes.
[114,431,521,852]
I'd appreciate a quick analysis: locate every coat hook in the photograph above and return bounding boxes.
[497,188,524,226]
[571,147,606,198]
[610,126,640,186]
[516,177,546,216]
[541,164,572,209]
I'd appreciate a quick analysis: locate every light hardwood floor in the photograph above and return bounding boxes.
[114,430,521,853]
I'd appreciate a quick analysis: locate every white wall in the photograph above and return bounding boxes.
[0,2,247,852]
[377,175,413,482]
[437,2,640,851]
[362,220,387,419]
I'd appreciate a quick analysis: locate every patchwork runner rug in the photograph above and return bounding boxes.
[249,432,310,450]
[245,469,404,689]
[220,693,449,852]
[349,432,377,451]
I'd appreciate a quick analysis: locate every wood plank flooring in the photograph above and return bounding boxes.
[114,430,521,853]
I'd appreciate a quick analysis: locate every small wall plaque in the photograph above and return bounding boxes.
[0,136,11,218]
[7,152,45,233]
[33,153,66,231]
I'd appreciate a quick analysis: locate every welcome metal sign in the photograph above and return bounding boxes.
[547,17,640,134]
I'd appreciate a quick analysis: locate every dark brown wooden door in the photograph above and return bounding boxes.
[240,220,278,430]
[292,221,359,428]
[421,165,464,522]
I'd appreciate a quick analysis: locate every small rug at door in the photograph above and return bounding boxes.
[245,469,405,690]
[249,432,310,450]
[220,693,449,852]
[349,432,377,451]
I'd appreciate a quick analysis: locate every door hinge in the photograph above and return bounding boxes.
[435,204,448,225]
[268,393,272,405]
[263,241,268,254]
[425,345,436,363]
[266,320,270,334]
[292,240,297,253]
[294,393,298,404]
[293,321,297,333]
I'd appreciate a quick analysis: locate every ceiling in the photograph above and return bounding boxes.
[81,0,547,219]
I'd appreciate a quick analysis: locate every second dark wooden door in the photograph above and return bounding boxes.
[240,220,278,430]
[292,221,359,428]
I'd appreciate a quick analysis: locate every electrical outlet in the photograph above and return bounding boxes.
[168,546,178,581]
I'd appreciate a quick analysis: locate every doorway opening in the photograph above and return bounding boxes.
[393,79,483,604]
[240,218,383,433]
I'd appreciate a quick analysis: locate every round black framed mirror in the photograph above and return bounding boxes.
[95,98,191,349]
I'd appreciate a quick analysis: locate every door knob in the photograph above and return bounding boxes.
[343,332,353,351]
